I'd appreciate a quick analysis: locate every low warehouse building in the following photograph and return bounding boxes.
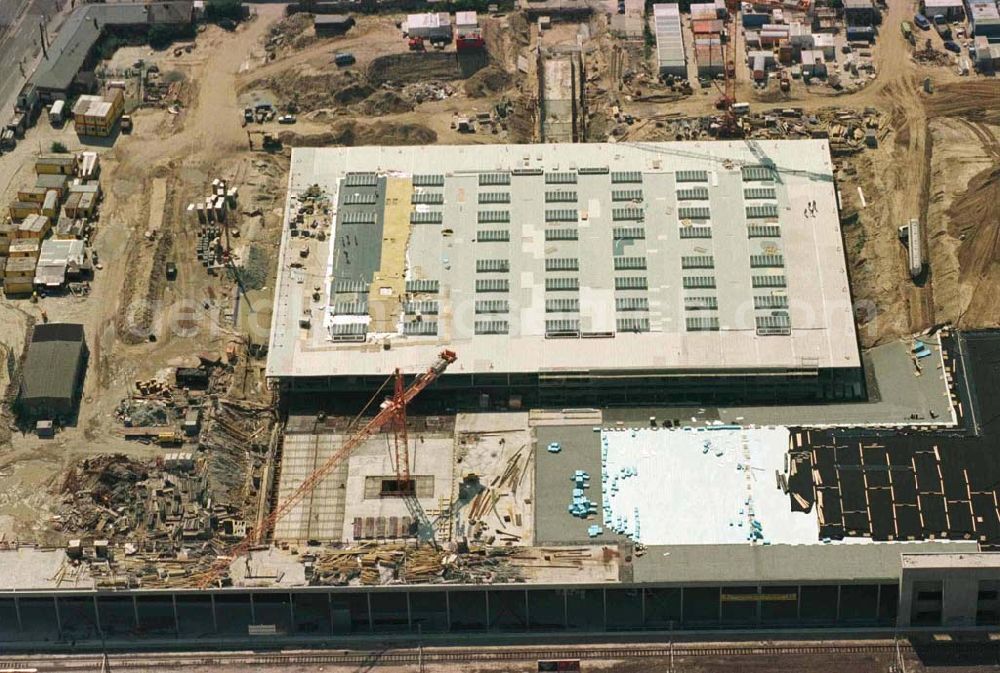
[24,1,194,103]
[269,141,864,408]
[653,3,687,78]
[16,323,88,421]
[313,14,354,37]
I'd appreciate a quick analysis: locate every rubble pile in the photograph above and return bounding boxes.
[115,397,169,427]
[52,454,248,545]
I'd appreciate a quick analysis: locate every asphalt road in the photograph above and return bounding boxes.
[0,0,67,120]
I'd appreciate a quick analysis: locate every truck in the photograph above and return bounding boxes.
[933,14,951,39]
[48,99,65,126]
[334,51,356,66]
[901,21,914,44]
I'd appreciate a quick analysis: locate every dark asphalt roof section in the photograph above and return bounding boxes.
[792,330,1000,548]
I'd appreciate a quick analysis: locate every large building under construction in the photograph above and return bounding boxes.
[267,141,863,408]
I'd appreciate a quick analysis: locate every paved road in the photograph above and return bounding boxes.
[0,0,67,120]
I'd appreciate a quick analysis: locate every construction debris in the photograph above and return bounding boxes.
[308,542,523,586]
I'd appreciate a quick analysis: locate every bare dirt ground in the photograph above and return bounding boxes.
[0,7,291,542]
[594,0,999,347]
[0,5,528,543]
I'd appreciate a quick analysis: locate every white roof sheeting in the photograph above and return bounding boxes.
[652,3,686,72]
[268,141,861,381]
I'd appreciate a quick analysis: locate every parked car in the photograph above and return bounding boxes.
[913,13,930,29]
[943,40,960,53]
[278,114,296,124]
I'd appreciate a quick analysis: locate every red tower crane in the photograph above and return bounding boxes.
[195,349,458,588]
[715,0,744,137]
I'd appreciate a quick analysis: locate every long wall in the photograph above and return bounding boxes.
[278,366,865,412]
[0,581,900,649]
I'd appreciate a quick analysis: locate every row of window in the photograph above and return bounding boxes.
[392,294,785,313]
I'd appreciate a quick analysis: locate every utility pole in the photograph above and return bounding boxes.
[39,22,48,59]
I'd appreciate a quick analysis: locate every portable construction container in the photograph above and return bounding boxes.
[35,153,76,175]
[405,12,452,41]
[313,14,355,37]
[72,90,124,138]
[743,12,769,28]
[8,201,41,221]
[41,190,59,218]
[0,220,13,254]
[35,173,69,197]
[8,239,40,260]
[17,187,48,204]
[54,214,84,240]
[753,55,767,80]
[690,2,718,20]
[16,214,51,240]
[3,257,38,295]
[455,10,479,34]
[693,19,724,34]
[76,192,97,218]
[68,181,101,199]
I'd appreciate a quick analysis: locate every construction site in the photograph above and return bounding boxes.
[0,0,999,669]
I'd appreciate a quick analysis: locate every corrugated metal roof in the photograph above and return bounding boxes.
[653,3,686,69]
[19,324,85,403]
[30,2,192,92]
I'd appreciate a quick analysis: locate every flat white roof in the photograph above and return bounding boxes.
[406,12,449,28]
[267,141,861,380]
[603,426,824,545]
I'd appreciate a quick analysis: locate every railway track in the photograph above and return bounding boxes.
[0,641,961,670]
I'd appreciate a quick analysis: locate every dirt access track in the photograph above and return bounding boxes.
[0,7,293,542]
